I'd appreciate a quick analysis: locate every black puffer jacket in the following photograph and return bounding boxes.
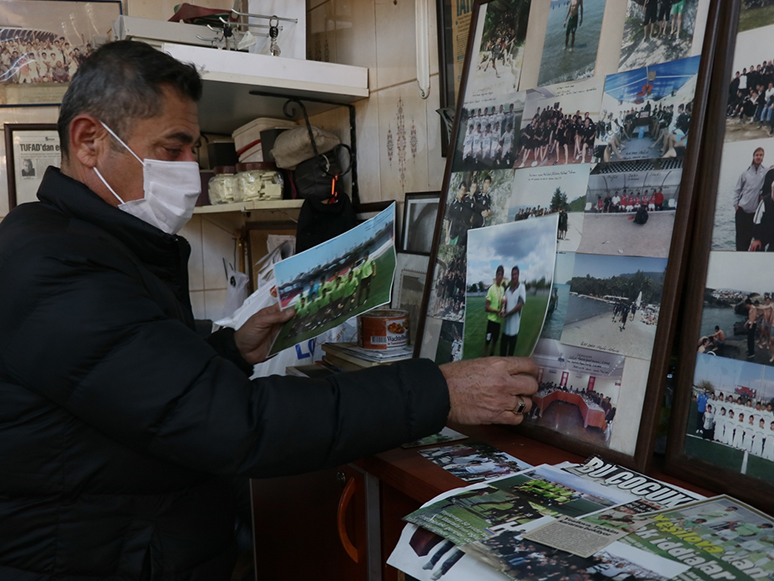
[0,168,450,580]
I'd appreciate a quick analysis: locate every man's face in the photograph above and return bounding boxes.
[495,268,504,284]
[92,86,199,205]
[511,269,520,286]
[754,149,765,166]
[483,179,491,193]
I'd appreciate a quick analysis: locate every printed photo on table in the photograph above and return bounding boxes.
[529,338,625,449]
[710,137,774,251]
[724,24,774,144]
[618,0,708,73]
[463,0,532,103]
[428,244,467,323]
[418,442,532,483]
[271,205,396,355]
[687,354,774,483]
[463,215,557,359]
[541,251,576,341]
[560,253,667,358]
[697,251,774,365]
[508,164,589,253]
[441,169,514,247]
[537,0,607,87]
[516,77,604,169]
[595,56,700,164]
[578,161,683,258]
[452,97,525,173]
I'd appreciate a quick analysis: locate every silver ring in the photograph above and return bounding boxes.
[514,398,526,415]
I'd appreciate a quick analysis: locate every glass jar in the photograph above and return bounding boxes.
[207,166,238,205]
[235,162,283,201]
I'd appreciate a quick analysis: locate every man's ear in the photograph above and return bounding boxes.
[67,114,108,169]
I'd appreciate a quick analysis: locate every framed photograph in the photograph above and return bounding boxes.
[243,221,297,294]
[5,123,60,210]
[415,0,722,471]
[400,191,441,255]
[665,0,774,514]
[0,0,121,105]
[392,252,431,345]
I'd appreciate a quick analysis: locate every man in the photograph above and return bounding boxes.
[563,0,583,52]
[0,41,539,580]
[356,250,376,305]
[484,265,507,356]
[745,299,759,359]
[473,174,493,228]
[501,266,527,357]
[750,181,774,252]
[734,147,767,251]
[21,158,35,177]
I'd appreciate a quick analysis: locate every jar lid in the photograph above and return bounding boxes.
[236,162,277,172]
[213,165,236,175]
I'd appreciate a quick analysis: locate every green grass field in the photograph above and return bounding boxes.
[738,6,774,32]
[462,293,549,359]
[684,434,745,472]
[271,251,396,354]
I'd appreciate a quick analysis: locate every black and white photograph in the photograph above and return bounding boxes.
[508,164,589,253]
[595,57,700,163]
[710,137,774,251]
[442,169,515,247]
[697,252,774,365]
[561,253,666,358]
[463,0,533,103]
[418,442,532,483]
[537,0,608,87]
[724,24,774,143]
[618,0,709,73]
[452,97,525,172]
[578,162,682,257]
[434,319,465,363]
[687,354,774,483]
[392,253,430,345]
[517,78,604,168]
[530,339,625,449]
[401,192,441,255]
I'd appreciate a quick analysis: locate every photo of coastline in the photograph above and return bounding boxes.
[560,253,667,358]
[537,0,607,88]
[541,251,575,341]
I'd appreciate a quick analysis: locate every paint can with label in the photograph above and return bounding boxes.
[357,309,410,350]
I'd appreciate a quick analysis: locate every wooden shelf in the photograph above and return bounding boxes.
[194,198,303,215]
[161,43,369,135]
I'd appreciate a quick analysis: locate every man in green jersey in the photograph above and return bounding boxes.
[343,270,359,312]
[318,287,333,324]
[357,251,376,306]
[306,291,320,329]
[291,295,308,334]
[484,265,506,356]
[329,275,345,318]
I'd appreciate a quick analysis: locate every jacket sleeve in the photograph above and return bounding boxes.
[0,234,450,478]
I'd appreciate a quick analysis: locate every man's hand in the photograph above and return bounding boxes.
[440,357,538,426]
[234,303,295,365]
[750,239,763,252]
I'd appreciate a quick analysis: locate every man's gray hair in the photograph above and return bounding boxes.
[58,40,202,158]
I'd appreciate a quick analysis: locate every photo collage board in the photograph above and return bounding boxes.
[419,0,712,466]
[672,2,774,491]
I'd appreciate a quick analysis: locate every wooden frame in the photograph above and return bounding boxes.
[5,123,60,210]
[664,0,774,514]
[400,192,441,256]
[414,0,723,472]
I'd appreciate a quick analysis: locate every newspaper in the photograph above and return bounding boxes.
[403,464,635,546]
[621,495,774,581]
[522,515,637,558]
[418,442,533,483]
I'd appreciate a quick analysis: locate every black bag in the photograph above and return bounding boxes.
[291,101,352,201]
[295,192,357,253]
[293,144,352,201]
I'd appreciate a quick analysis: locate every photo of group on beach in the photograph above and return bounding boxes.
[618,0,707,73]
[687,354,774,481]
[561,253,666,358]
[517,78,604,169]
[271,206,396,355]
[578,164,682,258]
[595,57,699,164]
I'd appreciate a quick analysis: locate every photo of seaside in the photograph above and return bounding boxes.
[560,253,667,358]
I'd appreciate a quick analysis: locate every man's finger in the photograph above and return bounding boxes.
[489,356,539,377]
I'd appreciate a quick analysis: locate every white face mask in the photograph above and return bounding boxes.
[93,121,201,235]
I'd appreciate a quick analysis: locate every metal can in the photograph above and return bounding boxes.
[357,309,410,350]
